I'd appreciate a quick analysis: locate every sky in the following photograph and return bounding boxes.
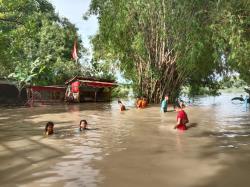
[49,0,98,48]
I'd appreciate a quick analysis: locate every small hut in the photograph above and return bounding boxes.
[65,76,117,102]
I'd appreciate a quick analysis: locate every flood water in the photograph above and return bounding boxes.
[0,93,250,187]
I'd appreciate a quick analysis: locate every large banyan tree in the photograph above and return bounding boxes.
[87,0,216,103]
[87,0,249,103]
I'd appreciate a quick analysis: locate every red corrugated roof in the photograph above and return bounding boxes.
[65,76,116,85]
[78,80,118,88]
[30,86,66,92]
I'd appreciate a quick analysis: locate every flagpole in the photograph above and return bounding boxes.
[72,38,79,63]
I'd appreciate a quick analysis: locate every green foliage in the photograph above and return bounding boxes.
[87,0,219,101]
[89,60,116,81]
[210,0,250,84]
[111,86,130,98]
[0,0,86,85]
[221,75,246,88]
[87,0,250,101]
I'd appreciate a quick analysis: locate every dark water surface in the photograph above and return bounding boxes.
[0,93,250,187]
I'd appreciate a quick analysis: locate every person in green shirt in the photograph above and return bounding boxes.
[161,95,169,112]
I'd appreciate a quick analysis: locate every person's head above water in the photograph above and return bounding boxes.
[45,121,54,135]
[176,102,185,111]
[180,102,186,108]
[79,120,88,131]
[118,100,126,111]
[165,95,169,100]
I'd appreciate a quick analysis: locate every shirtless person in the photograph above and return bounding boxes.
[118,100,126,111]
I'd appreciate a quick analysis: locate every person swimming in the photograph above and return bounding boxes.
[79,120,89,131]
[118,100,126,111]
[174,103,189,131]
[45,121,54,135]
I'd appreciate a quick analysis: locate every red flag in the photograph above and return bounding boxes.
[71,40,78,61]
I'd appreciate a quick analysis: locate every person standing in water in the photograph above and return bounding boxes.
[79,120,89,131]
[161,95,169,112]
[174,103,189,131]
[136,96,143,108]
[137,96,148,108]
[45,121,54,135]
[118,100,126,111]
[141,96,148,108]
[135,96,140,107]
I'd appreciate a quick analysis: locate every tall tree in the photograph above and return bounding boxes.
[210,0,250,84]
[87,0,221,102]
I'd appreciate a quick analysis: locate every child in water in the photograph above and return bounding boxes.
[45,121,54,135]
[118,100,126,111]
[79,120,89,131]
[174,103,189,131]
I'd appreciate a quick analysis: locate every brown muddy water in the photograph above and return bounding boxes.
[0,93,250,187]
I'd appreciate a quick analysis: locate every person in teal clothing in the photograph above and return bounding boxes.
[161,95,169,112]
[244,95,249,110]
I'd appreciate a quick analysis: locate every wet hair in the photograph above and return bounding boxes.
[179,102,185,108]
[80,120,87,125]
[45,121,54,132]
[175,104,180,109]
[79,120,88,131]
[118,100,122,104]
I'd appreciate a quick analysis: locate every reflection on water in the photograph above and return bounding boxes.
[0,93,250,187]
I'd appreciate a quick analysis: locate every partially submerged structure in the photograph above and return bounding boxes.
[0,79,27,105]
[0,79,19,105]
[0,76,118,106]
[26,85,65,106]
[65,76,117,102]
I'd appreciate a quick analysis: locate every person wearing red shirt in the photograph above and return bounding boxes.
[174,103,189,130]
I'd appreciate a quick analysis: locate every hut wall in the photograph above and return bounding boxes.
[0,84,19,104]
[78,87,111,102]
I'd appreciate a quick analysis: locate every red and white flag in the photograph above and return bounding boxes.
[71,39,78,61]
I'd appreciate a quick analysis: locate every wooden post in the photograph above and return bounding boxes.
[109,88,112,101]
[77,92,79,103]
[94,91,97,102]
